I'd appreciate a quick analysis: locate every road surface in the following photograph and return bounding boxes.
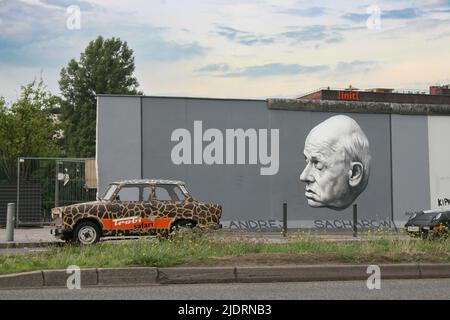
[1,279,449,300]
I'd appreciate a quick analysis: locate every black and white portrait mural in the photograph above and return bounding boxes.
[299,115,371,211]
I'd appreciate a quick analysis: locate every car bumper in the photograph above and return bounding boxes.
[405,224,448,237]
[50,228,72,239]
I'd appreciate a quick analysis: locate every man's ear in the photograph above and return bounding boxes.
[348,162,363,187]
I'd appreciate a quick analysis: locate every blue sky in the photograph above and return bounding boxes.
[0,0,449,102]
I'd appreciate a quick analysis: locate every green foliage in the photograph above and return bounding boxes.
[59,36,141,157]
[0,80,62,183]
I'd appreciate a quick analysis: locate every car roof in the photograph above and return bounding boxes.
[423,206,450,214]
[111,179,185,185]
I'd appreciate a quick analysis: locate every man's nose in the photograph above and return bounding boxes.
[300,164,314,183]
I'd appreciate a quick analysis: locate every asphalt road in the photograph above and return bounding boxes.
[0,279,449,300]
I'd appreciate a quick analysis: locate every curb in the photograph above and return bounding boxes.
[0,263,449,289]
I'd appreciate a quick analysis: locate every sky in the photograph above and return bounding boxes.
[0,0,449,102]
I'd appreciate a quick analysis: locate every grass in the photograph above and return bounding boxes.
[0,229,449,275]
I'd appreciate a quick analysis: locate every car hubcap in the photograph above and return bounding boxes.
[78,226,96,244]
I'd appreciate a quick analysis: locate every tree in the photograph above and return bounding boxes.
[0,80,62,183]
[59,36,141,157]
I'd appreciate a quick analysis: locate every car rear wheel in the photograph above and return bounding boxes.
[420,229,429,240]
[171,220,196,232]
[73,221,101,245]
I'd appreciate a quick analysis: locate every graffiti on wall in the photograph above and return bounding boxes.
[314,219,395,229]
[437,198,450,207]
[225,220,283,231]
[222,219,395,230]
[299,115,371,211]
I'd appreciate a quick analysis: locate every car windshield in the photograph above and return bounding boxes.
[101,184,118,201]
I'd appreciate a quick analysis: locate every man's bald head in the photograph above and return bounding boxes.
[300,115,371,210]
[306,115,371,186]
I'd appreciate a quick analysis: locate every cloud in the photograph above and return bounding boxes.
[219,63,329,77]
[40,0,94,11]
[278,7,326,17]
[282,25,345,44]
[195,60,377,79]
[194,63,231,74]
[0,0,73,66]
[342,8,422,22]
[215,26,275,46]
[334,60,378,74]
[136,40,208,62]
[0,0,207,67]
[0,0,63,40]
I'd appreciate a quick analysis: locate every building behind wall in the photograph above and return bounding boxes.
[96,88,450,231]
[298,85,450,105]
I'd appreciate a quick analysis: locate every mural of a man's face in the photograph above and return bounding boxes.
[300,115,371,211]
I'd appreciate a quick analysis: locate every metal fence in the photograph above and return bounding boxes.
[16,157,97,226]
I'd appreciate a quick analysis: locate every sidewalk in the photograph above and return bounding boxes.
[0,226,55,243]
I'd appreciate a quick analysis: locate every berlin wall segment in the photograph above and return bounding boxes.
[97,96,450,230]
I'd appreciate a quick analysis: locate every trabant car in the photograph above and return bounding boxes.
[51,179,222,244]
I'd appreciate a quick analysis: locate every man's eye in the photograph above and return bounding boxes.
[314,161,324,170]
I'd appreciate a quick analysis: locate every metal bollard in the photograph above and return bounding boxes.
[6,203,15,242]
[283,203,287,237]
[353,204,357,238]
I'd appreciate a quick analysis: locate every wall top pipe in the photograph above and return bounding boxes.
[268,99,450,116]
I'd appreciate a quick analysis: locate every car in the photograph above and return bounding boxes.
[50,179,222,244]
[405,207,450,239]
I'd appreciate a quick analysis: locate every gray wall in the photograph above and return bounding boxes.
[97,96,141,195]
[97,95,434,229]
[391,114,430,224]
[427,116,450,209]
[141,97,272,221]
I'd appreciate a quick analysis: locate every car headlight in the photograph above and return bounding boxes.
[432,213,442,221]
[51,208,63,225]
[51,208,62,218]
[409,213,417,220]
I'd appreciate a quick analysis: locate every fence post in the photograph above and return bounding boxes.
[6,203,15,242]
[55,160,60,208]
[16,157,21,224]
[283,203,287,237]
[353,204,358,238]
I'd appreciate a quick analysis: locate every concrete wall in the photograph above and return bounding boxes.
[97,96,141,196]
[97,95,450,229]
[391,114,430,225]
[428,116,450,209]
[141,97,272,221]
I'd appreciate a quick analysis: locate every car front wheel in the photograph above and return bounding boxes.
[73,221,101,245]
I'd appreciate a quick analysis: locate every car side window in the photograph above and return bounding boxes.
[173,186,186,201]
[115,187,140,201]
[155,186,172,201]
[115,186,151,202]
[142,187,151,201]
[154,185,186,201]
